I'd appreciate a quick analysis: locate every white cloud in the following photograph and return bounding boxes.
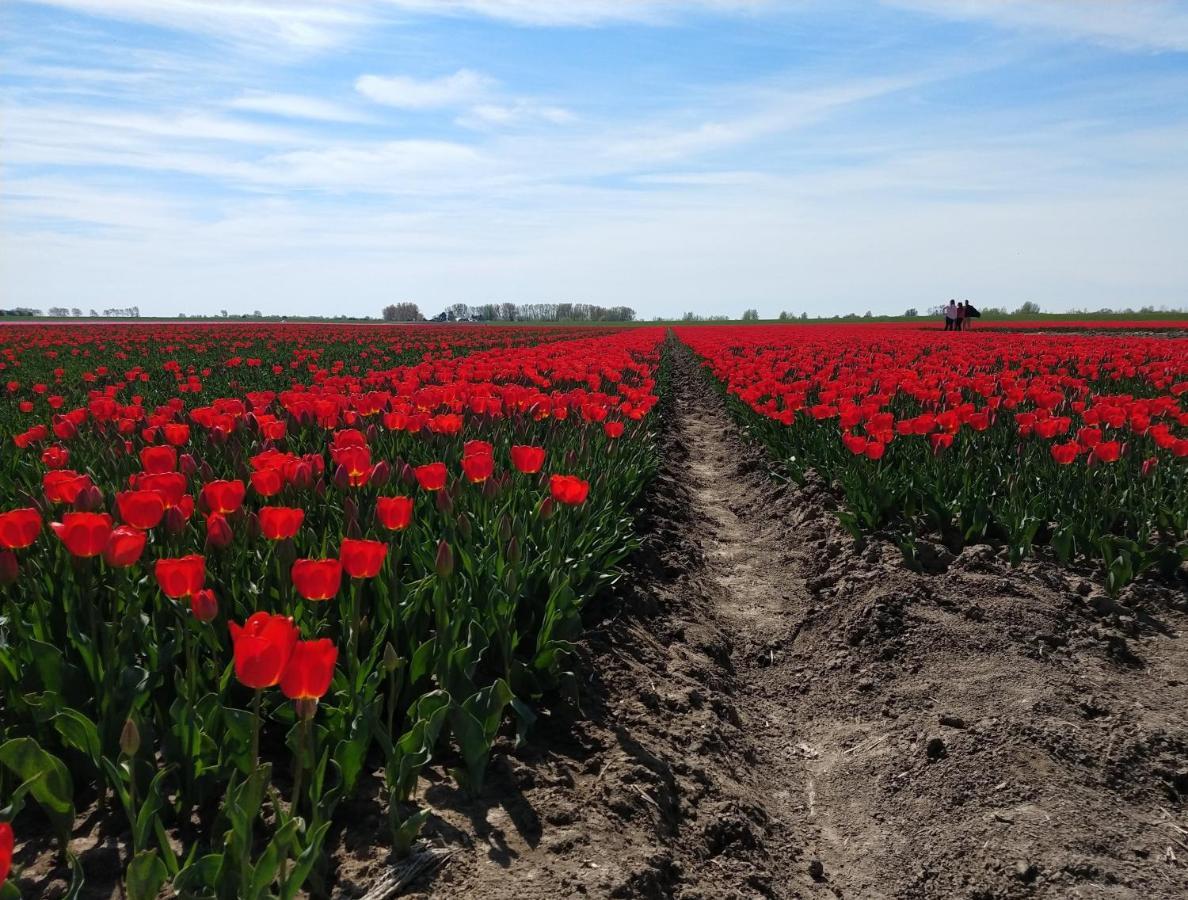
[228,91,373,123]
[22,1,371,49]
[355,69,493,109]
[374,0,776,27]
[23,0,779,44]
[458,101,576,129]
[886,0,1188,53]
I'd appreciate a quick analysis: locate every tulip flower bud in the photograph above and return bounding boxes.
[190,588,218,623]
[1141,457,1159,478]
[198,460,215,483]
[498,514,512,543]
[435,539,454,578]
[400,463,416,487]
[292,462,314,491]
[539,497,555,520]
[0,550,19,586]
[366,424,379,444]
[503,567,518,595]
[164,504,188,535]
[482,478,500,500]
[456,513,472,541]
[506,535,521,565]
[314,478,327,499]
[75,484,104,512]
[205,513,233,551]
[246,510,261,541]
[179,453,198,477]
[333,464,351,490]
[370,460,391,487]
[120,717,141,756]
[435,489,453,515]
[383,642,401,673]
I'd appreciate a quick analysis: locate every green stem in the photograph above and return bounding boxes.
[251,689,262,770]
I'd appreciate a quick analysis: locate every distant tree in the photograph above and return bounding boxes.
[777,311,790,321]
[1015,301,1041,315]
[741,309,759,321]
[220,309,229,318]
[71,308,82,317]
[904,308,918,317]
[799,312,809,320]
[90,309,99,317]
[863,310,873,318]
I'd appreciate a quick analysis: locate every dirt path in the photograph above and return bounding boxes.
[393,340,1188,900]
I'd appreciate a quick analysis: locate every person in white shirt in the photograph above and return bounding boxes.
[943,300,959,331]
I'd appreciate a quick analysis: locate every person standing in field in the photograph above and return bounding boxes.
[955,301,966,331]
[963,300,980,329]
[944,300,958,331]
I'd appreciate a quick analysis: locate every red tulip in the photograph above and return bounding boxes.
[510,445,546,474]
[41,444,70,468]
[0,508,41,550]
[155,554,206,598]
[130,471,187,508]
[603,421,625,439]
[51,512,113,557]
[461,453,494,484]
[200,480,246,515]
[0,821,12,887]
[340,538,387,579]
[103,526,147,567]
[414,462,447,491]
[116,489,166,529]
[163,423,190,446]
[330,444,373,487]
[139,445,177,474]
[376,496,413,531]
[190,588,218,623]
[291,558,342,601]
[1051,441,1080,465]
[463,440,493,459]
[250,467,284,497]
[259,506,304,540]
[280,638,338,701]
[43,469,91,504]
[229,612,299,689]
[549,474,590,506]
[1091,440,1122,464]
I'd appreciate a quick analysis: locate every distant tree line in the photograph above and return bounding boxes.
[429,302,635,323]
[382,303,425,322]
[40,307,140,318]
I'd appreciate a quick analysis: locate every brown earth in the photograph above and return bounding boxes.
[12,341,1188,899]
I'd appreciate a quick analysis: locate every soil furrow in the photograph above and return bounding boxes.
[404,338,1188,900]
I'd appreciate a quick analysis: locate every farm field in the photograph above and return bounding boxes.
[1,321,1187,899]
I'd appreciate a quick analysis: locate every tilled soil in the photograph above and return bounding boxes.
[399,340,1188,899]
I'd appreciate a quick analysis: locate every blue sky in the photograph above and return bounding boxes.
[2,0,1187,319]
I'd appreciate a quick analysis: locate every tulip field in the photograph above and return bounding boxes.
[678,324,1188,591]
[0,322,661,898]
[2,318,1187,897]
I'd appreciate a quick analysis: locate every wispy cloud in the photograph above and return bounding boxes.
[457,101,575,129]
[355,69,493,109]
[228,91,374,123]
[886,0,1188,53]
